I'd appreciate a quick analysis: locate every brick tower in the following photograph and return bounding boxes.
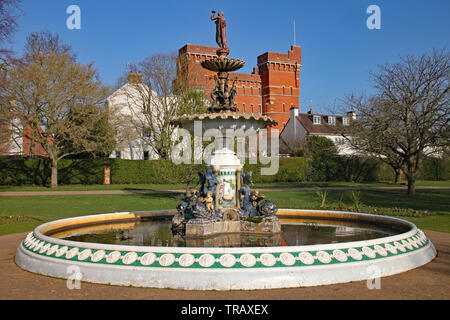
[257,46,302,132]
[178,44,302,134]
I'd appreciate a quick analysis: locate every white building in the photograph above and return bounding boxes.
[106,73,160,160]
[280,107,358,156]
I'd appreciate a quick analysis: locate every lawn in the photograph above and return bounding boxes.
[0,180,449,192]
[0,183,187,192]
[0,188,448,235]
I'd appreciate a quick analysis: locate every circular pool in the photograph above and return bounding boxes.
[15,209,436,290]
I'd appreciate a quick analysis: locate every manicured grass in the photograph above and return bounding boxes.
[0,184,187,192]
[1,180,448,192]
[0,188,448,235]
[263,189,449,212]
[264,189,450,233]
[0,193,182,236]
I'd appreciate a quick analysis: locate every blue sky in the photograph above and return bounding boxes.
[8,0,450,114]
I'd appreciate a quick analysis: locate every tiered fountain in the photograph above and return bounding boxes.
[170,10,280,239]
[14,11,436,290]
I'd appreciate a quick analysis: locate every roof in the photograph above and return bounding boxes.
[296,113,347,135]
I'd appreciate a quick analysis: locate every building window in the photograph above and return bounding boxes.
[328,116,336,125]
[250,87,253,96]
[242,87,245,95]
[342,117,350,126]
[115,150,121,159]
[259,87,261,96]
[251,104,254,112]
[259,104,262,113]
[243,103,246,112]
[143,150,149,160]
[313,115,321,125]
[290,87,293,96]
[283,103,286,112]
[282,86,285,96]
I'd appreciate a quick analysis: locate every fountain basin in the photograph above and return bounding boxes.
[171,112,277,135]
[201,57,245,72]
[15,209,436,290]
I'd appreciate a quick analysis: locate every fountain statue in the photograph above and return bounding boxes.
[171,10,280,237]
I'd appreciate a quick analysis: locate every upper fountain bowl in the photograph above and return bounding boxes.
[201,57,245,72]
[171,112,277,136]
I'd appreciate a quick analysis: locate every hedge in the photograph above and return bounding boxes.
[0,155,447,186]
[417,157,450,181]
[0,158,110,186]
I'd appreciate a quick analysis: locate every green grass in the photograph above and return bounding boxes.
[0,188,448,235]
[1,180,448,192]
[263,189,450,232]
[0,193,182,236]
[0,184,187,192]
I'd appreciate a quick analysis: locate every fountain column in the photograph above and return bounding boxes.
[209,148,242,208]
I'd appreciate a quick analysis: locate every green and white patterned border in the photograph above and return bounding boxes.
[21,229,429,269]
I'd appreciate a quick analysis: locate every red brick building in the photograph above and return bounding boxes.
[178,44,302,134]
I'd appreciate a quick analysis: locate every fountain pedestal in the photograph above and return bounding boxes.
[209,148,241,208]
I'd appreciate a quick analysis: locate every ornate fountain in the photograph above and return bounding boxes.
[171,10,280,238]
[13,10,437,291]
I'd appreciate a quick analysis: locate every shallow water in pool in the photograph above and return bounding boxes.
[53,217,400,248]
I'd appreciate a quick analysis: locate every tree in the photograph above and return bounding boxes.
[0,0,22,58]
[0,0,21,153]
[61,104,116,159]
[113,53,207,160]
[341,50,449,195]
[304,135,339,181]
[1,31,112,188]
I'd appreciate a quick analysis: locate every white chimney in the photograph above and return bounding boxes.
[290,107,299,139]
[347,111,356,120]
[290,107,299,120]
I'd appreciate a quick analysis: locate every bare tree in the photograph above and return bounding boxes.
[341,50,449,195]
[0,0,21,152]
[1,31,112,188]
[112,53,207,160]
[0,0,22,58]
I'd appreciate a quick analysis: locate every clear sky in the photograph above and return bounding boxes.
[8,0,450,114]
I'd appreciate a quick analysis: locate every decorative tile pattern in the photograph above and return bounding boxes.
[21,229,430,269]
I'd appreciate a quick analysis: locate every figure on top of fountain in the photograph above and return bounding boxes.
[211,10,229,54]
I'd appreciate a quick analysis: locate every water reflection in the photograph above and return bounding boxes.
[55,218,398,248]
